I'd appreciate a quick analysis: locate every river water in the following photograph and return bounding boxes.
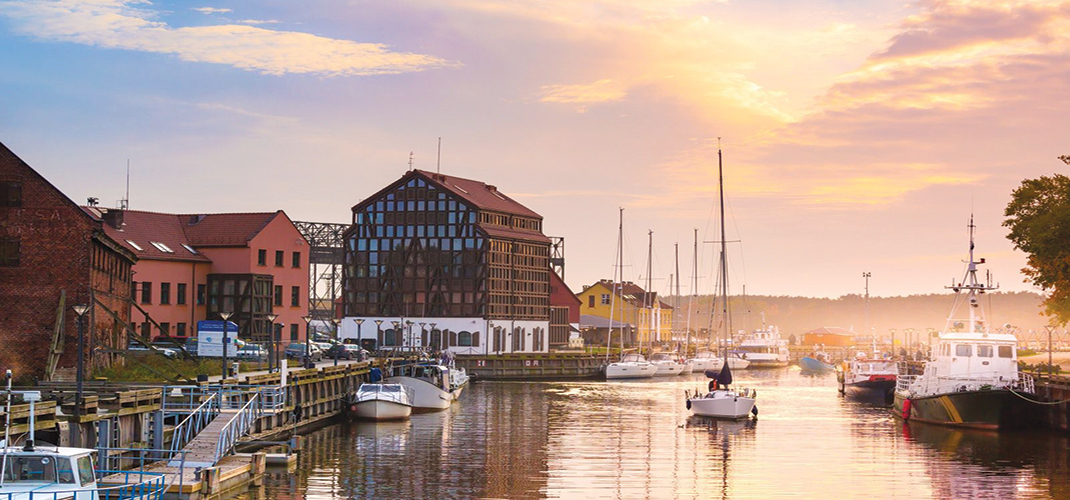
[243,368,1070,499]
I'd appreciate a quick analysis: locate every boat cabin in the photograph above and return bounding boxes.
[650,353,675,362]
[620,353,647,363]
[0,446,97,497]
[926,331,1019,381]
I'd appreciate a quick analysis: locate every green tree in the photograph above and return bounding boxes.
[1004,156,1070,325]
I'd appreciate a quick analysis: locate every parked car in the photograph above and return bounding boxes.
[285,342,323,362]
[326,344,368,361]
[236,345,267,361]
[313,342,333,354]
[128,342,178,358]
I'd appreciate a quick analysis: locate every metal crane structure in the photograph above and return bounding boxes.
[293,221,349,323]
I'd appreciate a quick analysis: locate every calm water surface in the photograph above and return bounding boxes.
[243,369,1070,499]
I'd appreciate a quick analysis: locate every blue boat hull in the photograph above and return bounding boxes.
[799,356,834,372]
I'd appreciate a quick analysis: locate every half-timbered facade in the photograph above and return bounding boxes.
[340,170,551,353]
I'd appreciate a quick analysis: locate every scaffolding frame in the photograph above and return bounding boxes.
[294,221,349,322]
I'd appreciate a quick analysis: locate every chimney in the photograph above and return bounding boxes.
[102,208,124,230]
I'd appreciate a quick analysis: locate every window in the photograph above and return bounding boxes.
[601,294,610,305]
[274,285,283,306]
[159,323,170,335]
[141,282,152,304]
[0,181,21,207]
[998,345,1013,358]
[955,344,971,357]
[275,250,284,267]
[126,240,144,251]
[290,324,298,341]
[977,345,994,358]
[77,456,94,486]
[257,249,266,266]
[181,244,197,254]
[150,241,174,253]
[291,286,299,307]
[160,282,171,305]
[177,283,187,305]
[458,331,473,346]
[292,251,301,268]
[3,455,57,483]
[588,295,595,308]
[176,323,187,337]
[384,329,396,346]
[0,237,19,267]
[197,284,206,305]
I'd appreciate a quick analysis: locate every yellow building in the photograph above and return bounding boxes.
[578,280,673,346]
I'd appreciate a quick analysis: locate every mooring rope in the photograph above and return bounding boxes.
[1009,388,1070,405]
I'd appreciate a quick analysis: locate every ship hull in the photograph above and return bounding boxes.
[893,389,1040,430]
[844,379,896,405]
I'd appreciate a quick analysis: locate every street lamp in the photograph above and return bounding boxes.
[219,312,233,379]
[332,318,342,366]
[391,321,401,349]
[71,304,89,425]
[418,322,426,349]
[302,316,313,369]
[373,319,383,351]
[266,313,279,373]
[405,321,414,347]
[355,319,365,357]
[429,323,437,351]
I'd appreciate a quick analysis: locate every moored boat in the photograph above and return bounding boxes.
[838,353,897,405]
[650,353,685,377]
[384,356,468,412]
[799,353,835,372]
[350,383,414,421]
[738,326,789,368]
[892,218,1040,429]
[606,353,657,379]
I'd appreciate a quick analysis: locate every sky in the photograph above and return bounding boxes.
[1,0,1067,299]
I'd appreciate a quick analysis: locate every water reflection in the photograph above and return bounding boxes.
[239,369,1069,499]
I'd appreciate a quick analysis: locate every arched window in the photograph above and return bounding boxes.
[458,331,473,346]
[430,329,442,349]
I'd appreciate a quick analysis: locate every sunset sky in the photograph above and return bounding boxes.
[2,0,1067,299]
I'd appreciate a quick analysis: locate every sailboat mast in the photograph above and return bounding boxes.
[677,242,686,355]
[605,208,624,362]
[646,230,653,354]
[718,142,729,358]
[618,209,626,355]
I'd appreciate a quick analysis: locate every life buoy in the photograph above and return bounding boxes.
[901,399,912,420]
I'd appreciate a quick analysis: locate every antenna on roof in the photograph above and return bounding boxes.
[408,151,414,172]
[437,137,442,174]
[118,160,130,209]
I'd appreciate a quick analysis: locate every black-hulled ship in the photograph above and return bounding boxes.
[892,218,1039,430]
[838,351,897,405]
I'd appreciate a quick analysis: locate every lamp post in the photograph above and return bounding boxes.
[429,323,437,352]
[374,319,383,351]
[71,304,89,424]
[1046,325,1056,375]
[418,322,426,349]
[219,311,233,379]
[302,316,313,369]
[862,272,871,341]
[354,319,365,358]
[405,321,414,348]
[332,318,342,366]
[889,328,896,358]
[266,314,279,373]
[391,321,401,349]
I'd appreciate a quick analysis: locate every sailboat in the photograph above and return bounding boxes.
[686,143,757,419]
[892,218,1039,429]
[674,244,694,375]
[644,231,686,377]
[605,209,656,380]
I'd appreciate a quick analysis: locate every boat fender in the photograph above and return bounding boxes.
[686,399,692,410]
[350,404,357,413]
[751,405,758,416]
[902,399,912,420]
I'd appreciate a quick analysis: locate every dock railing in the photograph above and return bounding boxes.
[214,393,262,464]
[0,468,170,500]
[895,372,1034,397]
[168,392,219,456]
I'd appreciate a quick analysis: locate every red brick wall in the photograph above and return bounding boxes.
[0,144,134,381]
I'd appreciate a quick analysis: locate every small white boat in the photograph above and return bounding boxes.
[351,384,414,421]
[687,388,757,419]
[650,353,685,377]
[678,358,694,375]
[605,353,656,379]
[690,350,750,372]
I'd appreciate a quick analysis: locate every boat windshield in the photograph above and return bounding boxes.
[1,454,76,484]
[621,354,646,363]
[651,354,673,361]
[694,352,715,359]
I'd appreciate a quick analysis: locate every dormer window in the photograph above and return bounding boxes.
[181,244,197,254]
[150,241,174,253]
[126,240,144,251]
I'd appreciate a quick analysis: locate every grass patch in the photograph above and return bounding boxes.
[92,354,269,383]
[1018,348,1038,357]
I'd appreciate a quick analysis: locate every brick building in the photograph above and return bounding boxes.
[0,142,137,381]
[83,208,310,346]
[339,169,553,354]
[549,271,580,349]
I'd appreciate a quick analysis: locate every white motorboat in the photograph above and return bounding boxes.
[690,350,750,372]
[738,325,789,368]
[678,358,694,375]
[605,353,656,379]
[384,358,469,412]
[649,353,685,377]
[350,383,414,421]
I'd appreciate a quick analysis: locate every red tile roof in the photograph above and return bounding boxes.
[415,169,542,219]
[593,280,673,310]
[83,209,284,261]
[182,211,280,247]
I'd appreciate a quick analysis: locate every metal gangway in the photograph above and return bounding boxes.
[162,385,285,467]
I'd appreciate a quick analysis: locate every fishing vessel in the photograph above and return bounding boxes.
[606,353,657,379]
[892,218,1038,429]
[384,355,468,412]
[685,143,757,419]
[350,383,415,421]
[737,324,789,368]
[799,352,835,372]
[838,352,897,404]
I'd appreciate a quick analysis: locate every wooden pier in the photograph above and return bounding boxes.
[455,353,604,380]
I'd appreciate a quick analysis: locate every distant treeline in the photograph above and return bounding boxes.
[666,292,1048,337]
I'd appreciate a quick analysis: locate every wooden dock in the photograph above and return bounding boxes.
[455,353,604,380]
